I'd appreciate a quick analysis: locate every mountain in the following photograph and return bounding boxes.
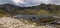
[0,3,60,15]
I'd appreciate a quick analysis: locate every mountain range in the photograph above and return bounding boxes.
[0,3,60,16]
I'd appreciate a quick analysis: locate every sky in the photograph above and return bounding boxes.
[0,0,60,7]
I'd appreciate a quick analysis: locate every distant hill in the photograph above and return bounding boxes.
[0,3,60,15]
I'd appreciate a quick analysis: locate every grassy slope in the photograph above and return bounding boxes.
[0,9,10,17]
[0,4,60,15]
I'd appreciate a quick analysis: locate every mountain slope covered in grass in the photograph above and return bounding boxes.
[0,9,10,17]
[0,4,60,16]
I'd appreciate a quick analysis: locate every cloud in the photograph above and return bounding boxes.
[50,0,60,5]
[12,0,50,7]
[0,0,60,7]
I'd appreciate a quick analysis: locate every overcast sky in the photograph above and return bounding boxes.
[0,0,60,7]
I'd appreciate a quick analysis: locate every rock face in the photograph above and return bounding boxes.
[0,4,22,14]
[0,17,56,28]
[0,17,35,28]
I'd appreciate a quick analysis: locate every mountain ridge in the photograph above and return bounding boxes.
[0,4,60,15]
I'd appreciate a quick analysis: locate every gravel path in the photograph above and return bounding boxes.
[0,17,56,28]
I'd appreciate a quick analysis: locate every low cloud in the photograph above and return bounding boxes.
[0,0,60,7]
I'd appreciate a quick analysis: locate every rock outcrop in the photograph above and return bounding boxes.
[0,17,57,28]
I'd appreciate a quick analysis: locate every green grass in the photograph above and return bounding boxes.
[0,9,10,17]
[16,9,50,15]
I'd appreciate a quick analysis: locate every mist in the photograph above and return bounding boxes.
[0,0,60,7]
